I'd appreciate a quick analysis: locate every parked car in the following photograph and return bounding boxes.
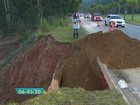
[105,14,125,27]
[91,13,103,21]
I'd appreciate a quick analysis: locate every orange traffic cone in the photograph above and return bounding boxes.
[108,21,118,32]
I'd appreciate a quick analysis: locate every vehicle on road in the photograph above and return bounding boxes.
[84,13,91,19]
[105,14,125,27]
[77,12,84,19]
[91,13,103,21]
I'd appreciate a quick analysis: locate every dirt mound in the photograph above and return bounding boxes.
[53,30,140,90]
[0,36,72,103]
[74,30,140,69]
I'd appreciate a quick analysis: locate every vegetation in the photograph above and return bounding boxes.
[9,88,127,105]
[35,18,86,43]
[0,0,82,36]
[85,0,140,21]
[121,14,140,25]
[126,0,138,20]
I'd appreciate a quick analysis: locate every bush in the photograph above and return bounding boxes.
[39,18,50,33]
[20,31,30,42]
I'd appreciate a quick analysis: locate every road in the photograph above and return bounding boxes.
[81,19,140,41]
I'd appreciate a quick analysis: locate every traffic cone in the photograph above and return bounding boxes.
[108,21,118,32]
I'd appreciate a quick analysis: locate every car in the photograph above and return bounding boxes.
[84,13,91,19]
[77,12,84,19]
[105,14,125,27]
[91,13,103,21]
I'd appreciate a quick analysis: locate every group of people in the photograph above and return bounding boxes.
[72,12,81,39]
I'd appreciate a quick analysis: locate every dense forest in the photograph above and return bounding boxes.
[0,0,82,36]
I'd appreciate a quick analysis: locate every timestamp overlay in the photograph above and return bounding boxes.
[15,88,45,95]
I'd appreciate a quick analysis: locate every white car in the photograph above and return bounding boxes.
[84,13,91,18]
[105,14,125,27]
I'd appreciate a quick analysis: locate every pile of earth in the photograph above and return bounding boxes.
[73,30,140,69]
[50,30,140,90]
[1,30,140,104]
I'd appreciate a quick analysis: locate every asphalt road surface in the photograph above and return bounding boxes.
[81,18,140,41]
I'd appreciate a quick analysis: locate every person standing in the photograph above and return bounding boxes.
[72,12,80,39]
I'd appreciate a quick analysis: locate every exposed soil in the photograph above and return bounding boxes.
[0,30,140,104]
[54,50,109,90]
[53,30,140,90]
[0,36,72,103]
[73,30,140,69]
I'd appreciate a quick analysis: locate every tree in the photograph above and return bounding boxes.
[0,0,82,35]
[127,0,138,20]
[4,0,11,22]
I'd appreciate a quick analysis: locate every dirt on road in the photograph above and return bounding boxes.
[0,30,140,104]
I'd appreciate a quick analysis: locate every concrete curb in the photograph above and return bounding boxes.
[97,57,130,105]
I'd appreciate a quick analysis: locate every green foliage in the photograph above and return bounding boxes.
[0,0,82,36]
[86,0,140,15]
[19,31,31,42]
[35,18,85,43]
[50,23,85,43]
[9,88,127,105]
[120,14,140,25]
[36,17,66,40]
[39,18,50,33]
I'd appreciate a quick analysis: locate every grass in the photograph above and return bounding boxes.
[50,25,86,43]
[120,14,140,25]
[9,88,127,105]
[35,18,86,43]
